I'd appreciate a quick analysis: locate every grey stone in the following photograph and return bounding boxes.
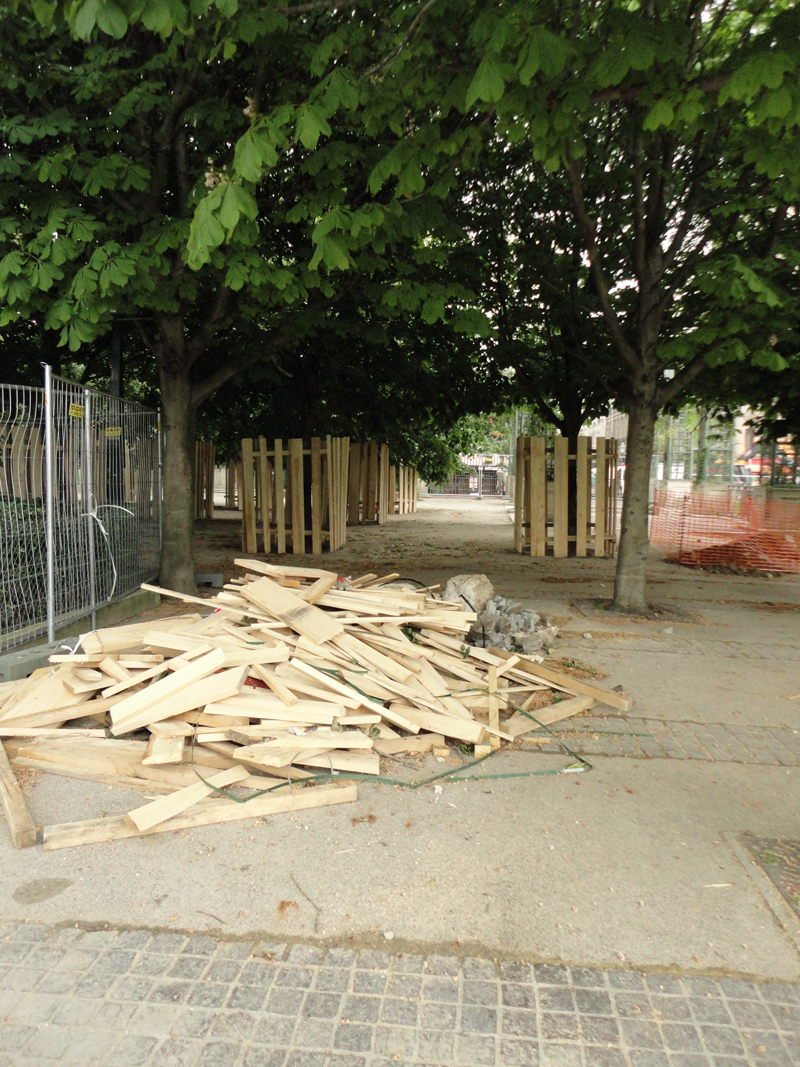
[445,574,494,614]
[456,1033,497,1065]
[106,1034,159,1066]
[333,1023,373,1052]
[149,1038,203,1067]
[197,1041,241,1067]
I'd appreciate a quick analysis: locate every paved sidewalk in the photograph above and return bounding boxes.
[1,922,798,1067]
[536,717,800,766]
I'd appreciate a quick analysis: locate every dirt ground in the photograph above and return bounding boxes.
[2,494,799,981]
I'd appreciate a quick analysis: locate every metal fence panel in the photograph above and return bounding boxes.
[0,369,160,651]
[0,383,48,647]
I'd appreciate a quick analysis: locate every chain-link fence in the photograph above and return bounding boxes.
[0,368,160,651]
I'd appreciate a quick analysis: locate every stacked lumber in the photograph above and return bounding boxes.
[0,560,632,852]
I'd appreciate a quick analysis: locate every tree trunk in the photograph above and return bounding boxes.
[159,368,197,592]
[612,394,658,614]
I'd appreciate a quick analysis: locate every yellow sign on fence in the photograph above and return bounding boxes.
[105,426,122,437]
[68,403,84,418]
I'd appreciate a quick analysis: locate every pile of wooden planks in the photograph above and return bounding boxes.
[0,561,632,853]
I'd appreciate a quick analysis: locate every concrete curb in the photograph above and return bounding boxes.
[723,830,800,960]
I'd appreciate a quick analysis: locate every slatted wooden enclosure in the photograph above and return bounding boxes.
[389,465,418,514]
[194,441,215,519]
[347,441,390,525]
[513,436,619,557]
[239,436,350,555]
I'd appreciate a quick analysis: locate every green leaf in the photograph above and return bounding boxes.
[643,98,674,131]
[74,0,101,39]
[518,36,540,86]
[626,35,655,71]
[218,182,239,231]
[756,88,792,121]
[96,1,128,38]
[234,131,263,182]
[140,0,174,33]
[31,0,57,27]
[466,53,505,109]
[295,104,331,150]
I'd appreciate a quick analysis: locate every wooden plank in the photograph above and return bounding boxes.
[531,437,546,556]
[240,576,344,644]
[108,648,225,725]
[373,733,444,756]
[487,666,500,750]
[259,436,272,553]
[366,441,378,522]
[294,751,379,775]
[44,781,357,850]
[142,736,186,765]
[0,741,37,848]
[127,765,250,831]
[489,648,632,711]
[289,438,304,555]
[553,436,569,557]
[347,443,361,526]
[391,704,486,745]
[301,574,338,605]
[505,695,596,738]
[274,438,286,554]
[514,435,524,552]
[310,437,322,555]
[594,436,607,558]
[241,438,257,553]
[378,444,390,524]
[576,435,589,557]
[250,664,298,706]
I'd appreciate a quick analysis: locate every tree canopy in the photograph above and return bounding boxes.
[3,0,800,607]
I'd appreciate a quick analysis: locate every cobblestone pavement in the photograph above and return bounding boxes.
[532,717,800,766]
[1,922,798,1067]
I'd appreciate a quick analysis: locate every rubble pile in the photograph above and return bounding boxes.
[445,574,559,655]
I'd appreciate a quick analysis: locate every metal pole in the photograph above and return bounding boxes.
[43,363,55,643]
[157,407,163,560]
[84,388,96,629]
[477,465,483,500]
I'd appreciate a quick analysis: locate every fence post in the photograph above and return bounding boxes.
[84,388,97,629]
[157,407,163,562]
[43,363,55,643]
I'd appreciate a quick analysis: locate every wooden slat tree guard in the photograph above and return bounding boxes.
[239,437,349,555]
[347,441,390,525]
[513,436,619,557]
[389,464,418,514]
[194,441,215,520]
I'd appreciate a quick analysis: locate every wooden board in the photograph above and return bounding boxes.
[594,436,607,558]
[311,437,322,555]
[241,437,257,553]
[43,781,357,850]
[504,695,596,738]
[489,648,632,711]
[142,735,186,765]
[576,435,589,557]
[240,577,344,644]
[111,662,247,735]
[259,436,271,552]
[289,437,304,555]
[275,438,286,554]
[531,437,546,556]
[554,436,569,557]
[127,765,250,831]
[0,741,37,848]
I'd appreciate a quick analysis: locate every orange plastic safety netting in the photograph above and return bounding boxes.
[651,486,800,574]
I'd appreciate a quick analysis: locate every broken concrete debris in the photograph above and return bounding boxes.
[0,563,631,853]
